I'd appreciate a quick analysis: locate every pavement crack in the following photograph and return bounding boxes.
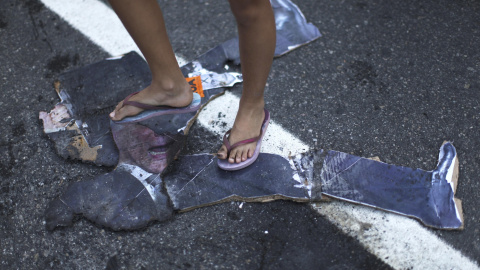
[27,10,39,40]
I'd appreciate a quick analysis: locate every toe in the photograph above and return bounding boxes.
[109,101,123,120]
[113,106,128,120]
[247,147,253,159]
[217,145,228,160]
[241,147,249,162]
[110,110,123,121]
[228,149,238,164]
[235,149,243,163]
[248,143,257,158]
[114,101,124,112]
[111,104,142,121]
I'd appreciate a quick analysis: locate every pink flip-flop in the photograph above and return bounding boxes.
[113,92,201,124]
[217,109,270,171]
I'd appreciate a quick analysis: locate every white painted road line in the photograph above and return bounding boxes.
[39,0,188,66]
[40,0,479,269]
[315,202,479,270]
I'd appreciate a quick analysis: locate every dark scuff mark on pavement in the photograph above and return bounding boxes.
[348,60,378,86]
[105,255,120,270]
[24,0,44,39]
[0,182,15,217]
[0,12,8,29]
[23,0,54,52]
[12,123,26,137]
[23,0,44,14]
[0,143,15,178]
[46,53,80,77]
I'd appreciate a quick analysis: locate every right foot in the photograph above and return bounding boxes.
[109,81,192,121]
[217,104,266,164]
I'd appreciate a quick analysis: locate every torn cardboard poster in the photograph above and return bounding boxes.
[41,0,463,231]
[45,114,463,231]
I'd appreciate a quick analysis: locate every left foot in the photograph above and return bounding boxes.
[217,105,265,163]
[109,80,192,121]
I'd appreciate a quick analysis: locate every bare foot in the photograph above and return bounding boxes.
[217,105,265,163]
[109,80,192,121]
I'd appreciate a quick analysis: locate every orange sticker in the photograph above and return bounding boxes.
[186,76,204,98]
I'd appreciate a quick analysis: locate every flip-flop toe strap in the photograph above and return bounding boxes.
[229,136,260,150]
[222,129,261,155]
[222,130,233,152]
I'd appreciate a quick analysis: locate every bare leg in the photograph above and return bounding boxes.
[108,0,192,121]
[217,0,276,163]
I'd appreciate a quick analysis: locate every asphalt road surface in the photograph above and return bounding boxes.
[0,0,479,269]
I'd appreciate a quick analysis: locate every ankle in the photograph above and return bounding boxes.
[150,77,189,95]
[238,98,264,110]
